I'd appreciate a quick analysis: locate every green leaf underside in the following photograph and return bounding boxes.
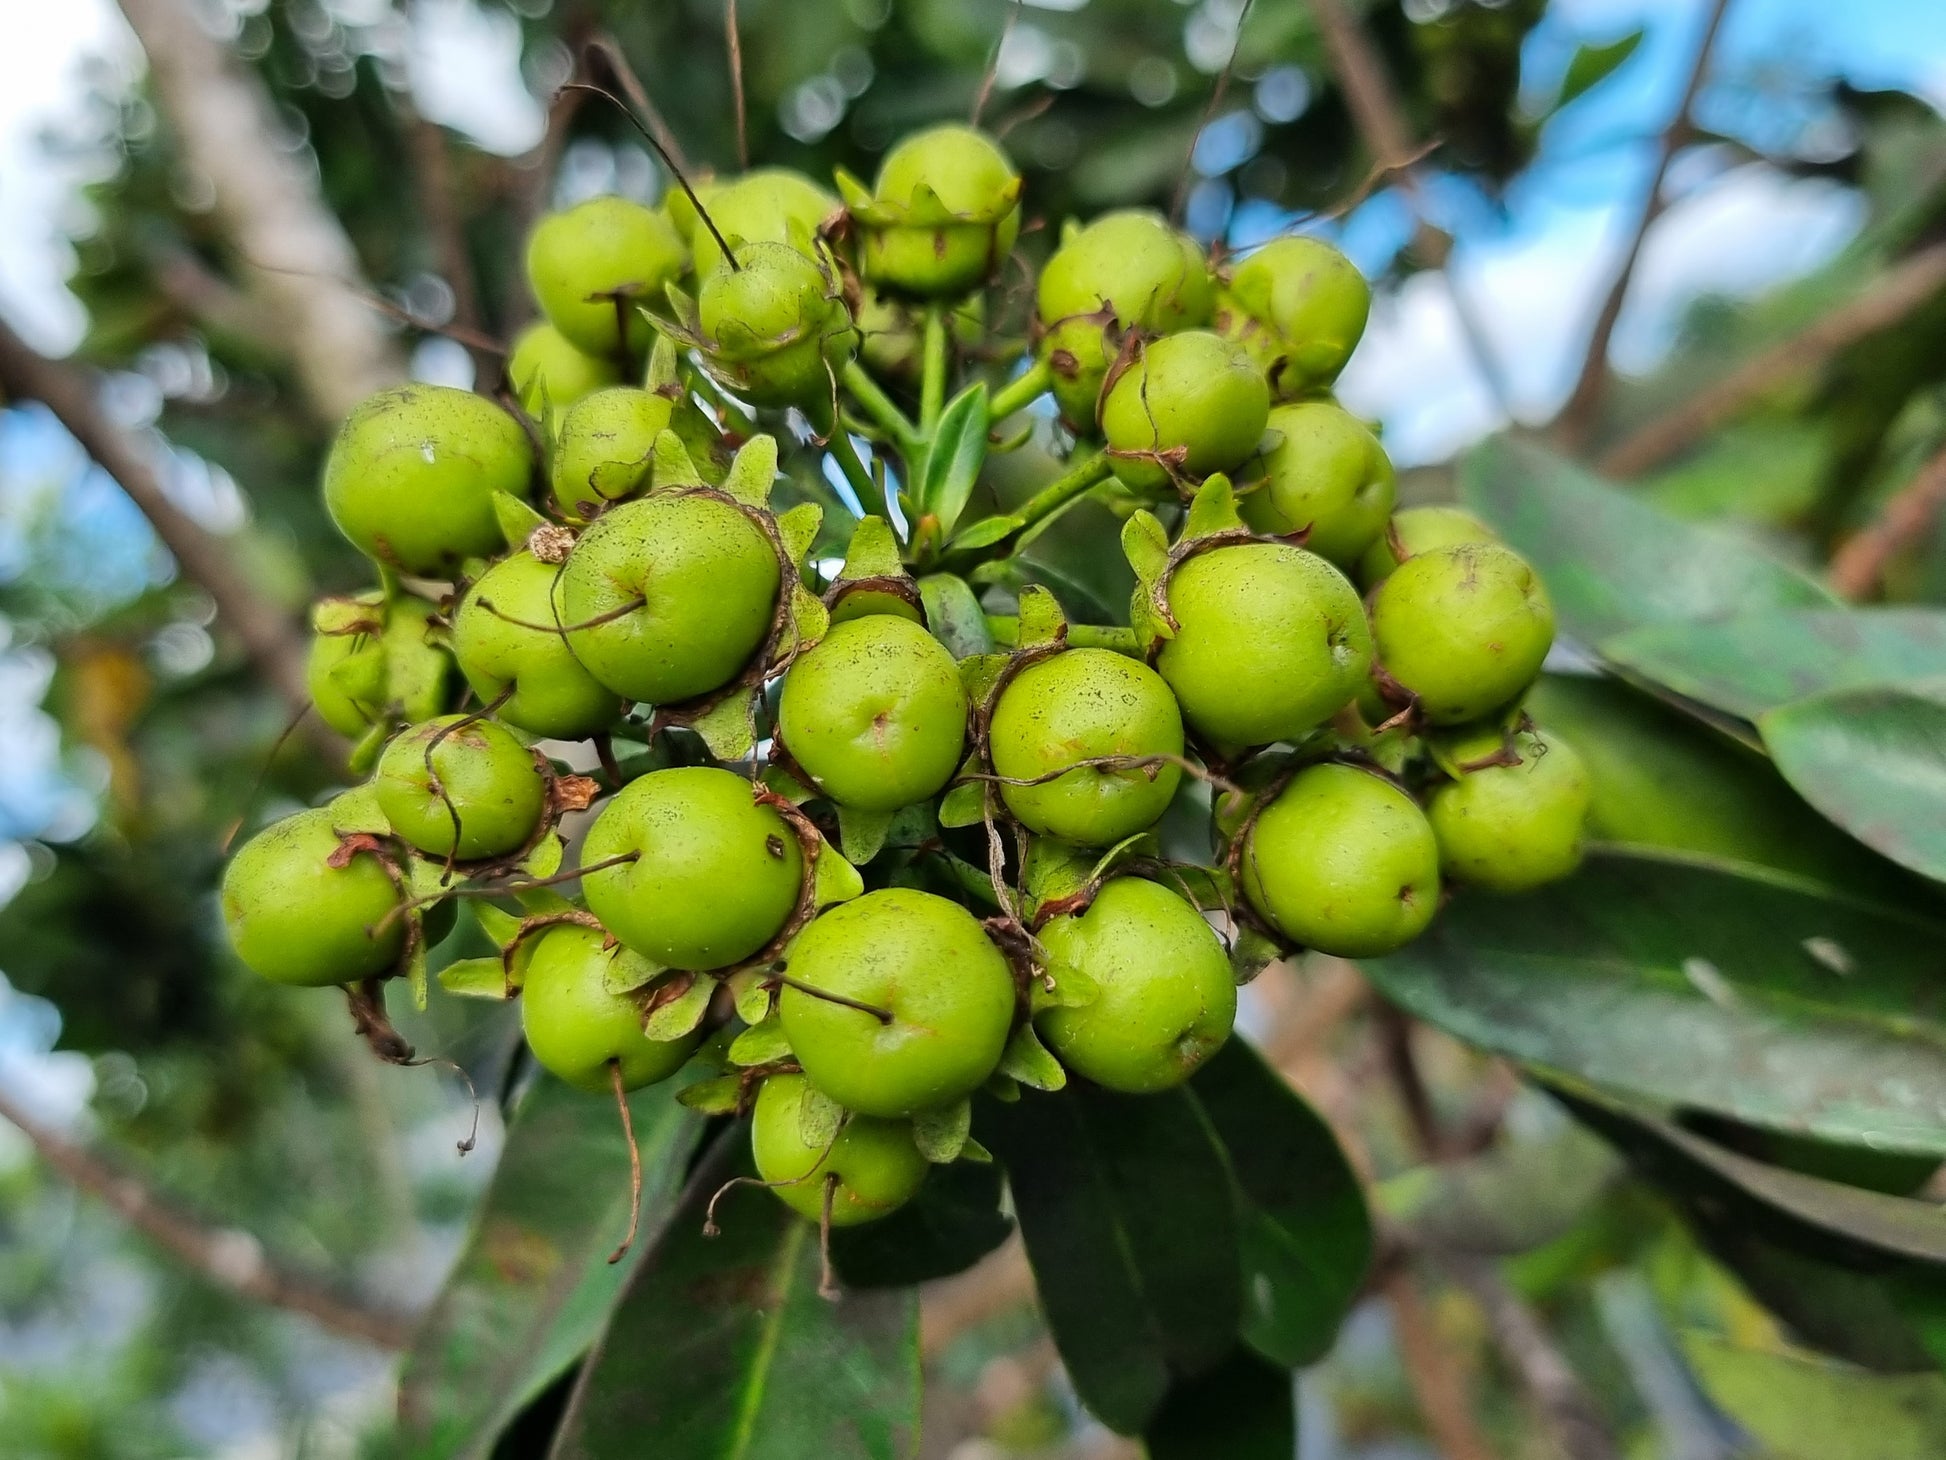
[1556,30,1645,108]
[1143,1346,1296,1459]
[916,573,997,659]
[829,1160,1012,1289]
[396,1078,703,1459]
[1681,1333,1946,1458]
[548,1135,921,1460]
[1379,1121,1622,1257]
[1365,848,1946,1156]
[980,1085,1241,1435]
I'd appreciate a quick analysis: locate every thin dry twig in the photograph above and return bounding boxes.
[1171,0,1257,225]
[971,0,1027,127]
[1828,439,1946,600]
[403,107,494,384]
[726,0,749,170]
[1451,1259,1622,1460]
[585,36,693,178]
[1382,1264,1497,1460]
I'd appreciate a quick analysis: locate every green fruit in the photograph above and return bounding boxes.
[221,808,404,986]
[1356,505,1497,588]
[580,767,803,970]
[321,385,534,577]
[687,168,839,275]
[750,1074,927,1226]
[857,288,984,381]
[1371,542,1554,725]
[696,241,858,408]
[989,648,1183,845]
[549,385,693,522]
[1155,543,1373,749]
[558,493,779,705]
[374,714,547,861]
[525,195,687,358]
[1034,878,1235,1093]
[1242,763,1439,957]
[777,615,968,812]
[777,889,1015,1118]
[307,623,386,737]
[451,552,622,739]
[508,322,620,430]
[1100,331,1269,493]
[519,924,701,1092]
[857,125,1022,296]
[1428,727,1591,892]
[1241,401,1395,566]
[1216,236,1370,397]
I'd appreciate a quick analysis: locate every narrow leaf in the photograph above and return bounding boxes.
[918,573,998,658]
[915,382,990,538]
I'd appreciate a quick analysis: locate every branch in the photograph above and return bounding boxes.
[1554,0,1734,449]
[1598,240,1946,478]
[403,109,494,384]
[116,0,404,426]
[1450,1260,1621,1460]
[0,314,314,718]
[0,1080,415,1350]
[1827,439,1946,600]
[1381,1265,1496,1460]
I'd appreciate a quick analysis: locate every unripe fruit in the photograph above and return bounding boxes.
[1242,763,1439,957]
[1428,727,1592,892]
[1216,236,1370,397]
[1035,878,1234,1093]
[581,767,803,970]
[374,715,547,861]
[1241,402,1395,566]
[1100,331,1269,493]
[558,494,779,706]
[307,593,451,737]
[1357,505,1497,588]
[751,1074,927,1226]
[451,552,622,740]
[697,241,858,407]
[525,196,687,358]
[519,924,701,1092]
[1371,542,1554,725]
[322,385,534,577]
[989,649,1183,845]
[687,169,839,276]
[858,125,1022,296]
[550,386,690,522]
[221,808,404,986]
[1156,544,1372,749]
[509,322,620,430]
[778,615,968,812]
[778,889,1014,1118]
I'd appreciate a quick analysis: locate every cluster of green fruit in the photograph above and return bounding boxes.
[220,120,1590,1231]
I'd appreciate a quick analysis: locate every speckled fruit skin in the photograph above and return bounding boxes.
[558,494,779,706]
[508,322,621,429]
[1429,727,1592,892]
[1156,543,1373,749]
[778,615,969,812]
[221,808,403,986]
[778,889,1015,1118]
[686,168,839,275]
[861,125,1022,296]
[1243,763,1441,958]
[519,925,701,1092]
[989,648,1184,846]
[525,196,687,358]
[1035,878,1235,1093]
[374,715,547,861]
[751,1074,928,1226]
[549,386,678,522]
[322,384,534,578]
[1241,401,1396,566]
[451,552,622,740]
[1356,505,1497,588]
[580,767,803,970]
[697,241,857,408]
[1216,236,1371,397]
[1371,542,1555,725]
[1101,331,1269,493]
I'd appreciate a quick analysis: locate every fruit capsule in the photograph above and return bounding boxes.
[855,125,1022,297]
[374,715,548,862]
[751,1074,927,1226]
[696,241,857,409]
[1370,541,1554,725]
[221,808,404,986]
[520,924,701,1092]
[684,168,838,276]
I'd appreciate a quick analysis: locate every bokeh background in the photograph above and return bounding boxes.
[2,0,1945,1455]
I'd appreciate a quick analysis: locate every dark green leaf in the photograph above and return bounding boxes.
[917,572,997,658]
[1555,30,1645,109]
[1365,849,1946,1156]
[980,1085,1241,1434]
[397,1078,703,1459]
[914,382,989,538]
[1191,1039,1371,1367]
[549,1133,921,1460]
[829,1159,1013,1289]
[1143,1347,1296,1459]
[1379,1120,1622,1257]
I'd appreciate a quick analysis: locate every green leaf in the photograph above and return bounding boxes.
[911,1099,972,1164]
[729,1018,792,1068]
[437,955,514,1000]
[835,804,894,866]
[1014,583,1067,647]
[997,1022,1066,1091]
[649,428,705,490]
[1143,1348,1296,1460]
[812,845,866,905]
[549,1136,921,1460]
[520,833,565,881]
[1761,682,1946,883]
[1681,1334,1946,1458]
[828,1160,1012,1289]
[689,692,758,762]
[397,1079,702,1459]
[643,975,714,1041]
[913,382,989,538]
[492,490,550,551]
[1555,29,1644,109]
[837,516,905,581]
[944,514,1022,553]
[936,780,985,829]
[1182,473,1245,540]
[1191,1039,1371,1367]
[1460,436,1834,645]
[917,573,997,658]
[773,502,824,568]
[599,944,665,997]
[981,1085,1242,1435]
[678,1076,744,1116]
[795,1081,844,1149]
[1366,849,1946,1155]
[1379,1119,1622,1257]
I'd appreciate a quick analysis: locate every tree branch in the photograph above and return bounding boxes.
[1598,240,1946,478]
[1827,439,1946,600]
[1382,1264,1497,1460]
[403,109,494,384]
[0,314,314,718]
[116,0,404,426]
[1554,0,1734,449]
[1450,1259,1620,1460]
[0,1080,415,1350]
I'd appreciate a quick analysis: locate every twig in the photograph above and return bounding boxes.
[1598,240,1946,477]
[971,0,1025,127]
[1450,1259,1621,1460]
[1171,0,1257,225]
[1554,0,1734,449]
[726,0,749,170]
[403,107,494,384]
[607,1059,644,1264]
[0,315,314,721]
[1827,440,1946,600]
[0,1081,415,1349]
[1376,1000,1444,1157]
[584,37,692,177]
[1382,1265,1496,1460]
